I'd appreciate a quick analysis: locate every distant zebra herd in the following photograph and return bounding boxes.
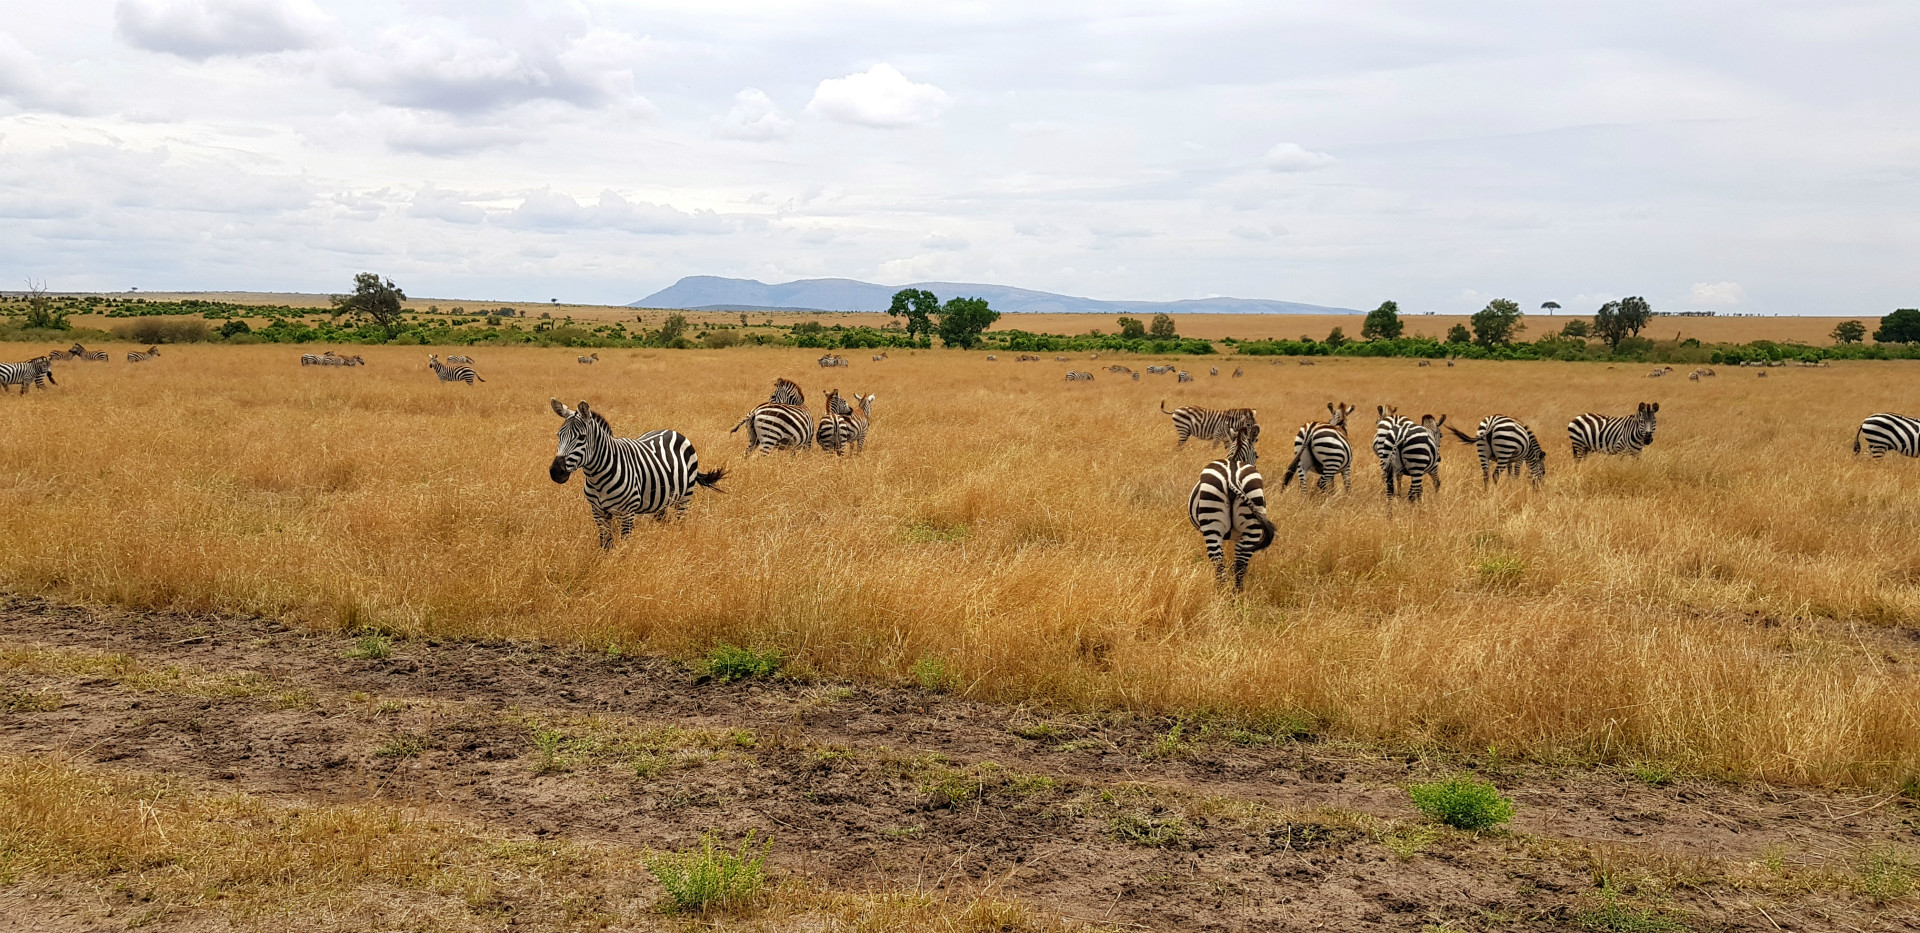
[300,350,366,366]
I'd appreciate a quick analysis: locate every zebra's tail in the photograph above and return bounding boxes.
[1159,399,1171,414]
[1445,424,1479,445]
[1280,449,1303,489]
[695,467,728,492]
[1853,423,1864,456]
[475,373,486,382]
[728,414,751,434]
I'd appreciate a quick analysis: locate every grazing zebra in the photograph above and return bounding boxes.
[126,346,160,363]
[0,357,55,394]
[1107,365,1130,373]
[1188,424,1275,590]
[1568,403,1659,460]
[817,389,855,455]
[1297,360,1315,366]
[1161,401,1259,449]
[1055,355,1070,362]
[70,344,108,362]
[1209,367,1219,376]
[1418,360,1431,367]
[1016,354,1040,362]
[45,349,72,361]
[300,351,335,366]
[1446,415,1546,486]
[446,355,474,365]
[1854,413,1920,459]
[872,352,888,361]
[817,354,848,368]
[1065,371,1094,381]
[1232,367,1243,378]
[730,381,813,455]
[427,354,484,385]
[339,354,366,366]
[987,355,998,361]
[1131,372,1139,381]
[1646,366,1674,378]
[1281,402,1356,494]
[1177,371,1193,382]
[549,399,726,549]
[1373,406,1445,501]
[1446,358,1455,367]
[1757,371,1768,378]
[1146,365,1171,374]
[578,353,599,364]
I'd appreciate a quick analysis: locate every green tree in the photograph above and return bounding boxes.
[887,288,939,341]
[1617,296,1653,337]
[653,313,689,347]
[1324,326,1350,348]
[330,272,408,339]
[1149,313,1178,338]
[1446,324,1471,344]
[936,296,1000,349]
[1541,300,1561,315]
[1831,319,1867,344]
[19,280,69,330]
[1117,316,1147,339]
[1559,319,1590,338]
[1873,309,1920,343]
[1470,299,1524,347]
[1361,300,1403,340]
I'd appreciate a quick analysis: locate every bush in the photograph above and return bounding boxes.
[116,318,212,344]
[644,831,768,913]
[1407,773,1515,830]
[217,319,252,339]
[703,644,782,682]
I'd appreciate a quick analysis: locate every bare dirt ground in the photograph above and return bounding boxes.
[2,596,1915,932]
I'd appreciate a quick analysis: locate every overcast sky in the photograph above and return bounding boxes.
[1,1,1915,313]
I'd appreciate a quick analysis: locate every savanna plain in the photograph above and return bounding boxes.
[2,342,1918,932]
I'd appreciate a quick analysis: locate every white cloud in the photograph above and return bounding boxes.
[922,232,968,251]
[115,0,330,60]
[0,32,86,112]
[1687,281,1746,308]
[713,88,793,140]
[409,187,485,225]
[326,23,648,117]
[806,63,951,128]
[502,189,728,235]
[1262,142,1335,172]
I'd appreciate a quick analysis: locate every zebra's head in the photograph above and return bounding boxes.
[1634,402,1659,445]
[1420,413,1446,436]
[1226,424,1259,466]
[824,389,851,416]
[549,398,604,483]
[427,354,440,370]
[1327,402,1354,430]
[857,393,874,416]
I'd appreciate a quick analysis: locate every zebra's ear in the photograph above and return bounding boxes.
[577,400,591,419]
[550,398,573,418]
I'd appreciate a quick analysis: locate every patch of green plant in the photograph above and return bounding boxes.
[344,634,393,660]
[1855,844,1915,905]
[1376,822,1441,859]
[1145,723,1193,759]
[373,732,430,759]
[1,690,62,713]
[1629,761,1677,787]
[1109,813,1186,847]
[1476,554,1527,589]
[1407,773,1515,831]
[1572,887,1690,932]
[644,831,768,914]
[910,655,954,692]
[912,759,1056,807]
[1010,721,1059,740]
[702,644,782,683]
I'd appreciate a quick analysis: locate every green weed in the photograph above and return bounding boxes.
[1407,774,1515,831]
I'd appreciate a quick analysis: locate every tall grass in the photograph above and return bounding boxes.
[3,346,1919,785]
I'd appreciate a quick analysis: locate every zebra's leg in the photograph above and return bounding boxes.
[593,508,615,549]
[619,514,637,539]
[1382,463,1396,499]
[1203,532,1227,583]
[1407,474,1423,503]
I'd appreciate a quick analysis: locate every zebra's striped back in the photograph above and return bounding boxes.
[1568,403,1658,459]
[1374,407,1444,500]
[1448,415,1545,485]
[1282,402,1355,494]
[1161,402,1259,449]
[732,402,813,454]
[1188,425,1275,589]
[1856,413,1920,459]
[0,357,54,394]
[769,378,804,406]
[127,346,160,363]
[549,398,727,548]
[446,355,474,365]
[427,354,483,385]
[849,394,873,452]
[578,353,598,364]
[817,390,855,455]
[46,349,72,361]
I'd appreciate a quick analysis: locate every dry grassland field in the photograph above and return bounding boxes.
[3,343,1920,931]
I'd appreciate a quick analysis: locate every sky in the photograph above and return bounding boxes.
[0,1,1915,314]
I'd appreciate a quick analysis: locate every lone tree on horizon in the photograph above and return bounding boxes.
[331,273,407,339]
[1831,320,1866,344]
[1541,301,1561,316]
[1361,300,1403,340]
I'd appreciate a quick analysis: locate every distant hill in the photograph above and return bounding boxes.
[633,276,1355,315]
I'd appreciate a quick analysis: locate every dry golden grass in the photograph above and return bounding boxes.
[4,346,1920,787]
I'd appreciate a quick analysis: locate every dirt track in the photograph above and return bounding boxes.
[1,596,1915,931]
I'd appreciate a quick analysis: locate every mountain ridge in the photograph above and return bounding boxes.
[633,276,1356,315]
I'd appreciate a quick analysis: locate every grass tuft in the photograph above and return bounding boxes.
[703,644,783,683]
[643,830,768,914]
[1108,813,1186,847]
[1407,773,1515,831]
[344,634,393,660]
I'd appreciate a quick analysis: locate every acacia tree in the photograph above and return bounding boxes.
[1446,323,1471,344]
[1116,316,1146,339]
[1470,299,1524,347]
[1149,313,1177,338]
[1361,300,1403,340]
[936,296,1000,349]
[1541,300,1561,315]
[1874,309,1920,343]
[20,279,68,331]
[1831,320,1866,344]
[1593,301,1628,350]
[331,273,407,338]
[887,288,940,342]
[1617,296,1653,337]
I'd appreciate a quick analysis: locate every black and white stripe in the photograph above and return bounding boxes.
[446,355,475,365]
[70,344,108,362]
[1568,403,1658,460]
[818,354,848,368]
[1373,406,1445,501]
[1177,371,1193,382]
[1855,413,1920,459]
[1188,425,1275,589]
[847,393,873,452]
[1281,402,1355,494]
[578,353,598,364]
[301,351,335,366]
[549,399,726,549]
[768,378,804,406]
[126,346,160,363]
[731,380,813,454]
[817,389,855,455]
[1160,401,1259,449]
[428,354,484,385]
[1065,371,1094,381]
[1447,415,1546,485]
[0,356,55,394]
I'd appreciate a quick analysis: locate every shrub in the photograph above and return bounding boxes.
[217,319,252,339]
[703,644,782,682]
[116,318,211,344]
[343,635,392,660]
[1407,773,1515,831]
[644,831,768,913]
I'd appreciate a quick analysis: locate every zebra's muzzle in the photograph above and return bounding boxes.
[549,458,573,484]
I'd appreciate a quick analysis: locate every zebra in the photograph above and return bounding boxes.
[1131,372,1139,381]
[339,354,366,366]
[1146,365,1171,374]
[578,353,599,364]
[1188,424,1275,590]
[1177,371,1193,382]
[446,355,475,365]
[1232,367,1243,378]
[1209,367,1219,376]
[847,393,874,452]
[817,354,848,368]
[1016,355,1040,362]
[1373,406,1445,501]
[1568,403,1658,460]
[1161,401,1259,449]
[126,346,160,363]
[1065,371,1094,381]
[817,389,855,455]
[0,356,55,394]
[1446,415,1546,486]
[1055,355,1070,362]
[70,344,108,362]
[731,382,813,455]
[1646,366,1674,378]
[549,399,726,549]
[1854,413,1920,459]
[1281,402,1356,494]
[872,352,889,361]
[768,377,805,406]
[300,351,335,366]
[986,355,998,361]
[1418,360,1432,367]
[45,349,72,361]
[427,354,484,385]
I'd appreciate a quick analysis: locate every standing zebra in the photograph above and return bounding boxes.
[1567,403,1658,460]
[730,380,813,455]
[1188,424,1275,590]
[300,351,335,366]
[1177,371,1193,382]
[0,357,55,394]
[1373,406,1445,501]
[847,393,874,452]
[872,352,889,361]
[1161,401,1259,449]
[1854,413,1920,459]
[1281,402,1356,494]
[126,346,160,363]
[549,399,726,549]
[1065,371,1094,381]
[427,354,484,385]
[767,377,805,406]
[578,353,599,364]
[1446,415,1547,485]
[45,349,72,361]
[1209,367,1219,376]
[70,344,108,362]
[817,389,855,456]
[446,354,475,365]
[1232,367,1243,378]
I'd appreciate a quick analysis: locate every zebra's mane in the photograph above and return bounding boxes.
[773,378,804,404]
